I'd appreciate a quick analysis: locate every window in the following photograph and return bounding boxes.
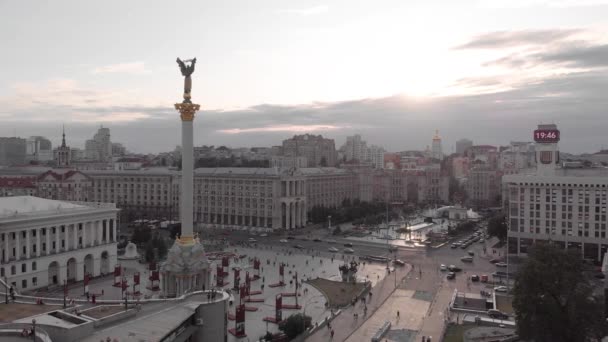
[32,262,36,271]
[11,266,16,275]
[32,277,37,286]
[22,279,27,289]
[21,264,26,273]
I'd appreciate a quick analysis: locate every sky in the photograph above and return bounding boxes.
[0,0,607,154]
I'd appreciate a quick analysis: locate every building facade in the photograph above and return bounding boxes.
[455,138,473,155]
[0,196,119,291]
[0,137,26,166]
[26,136,53,162]
[467,166,501,208]
[84,127,112,162]
[503,124,608,262]
[431,130,443,160]
[282,134,337,167]
[0,177,37,197]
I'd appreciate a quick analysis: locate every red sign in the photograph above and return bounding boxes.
[253,258,260,270]
[235,304,246,334]
[279,263,284,276]
[245,272,250,287]
[114,265,121,276]
[534,129,560,143]
[276,294,282,321]
[134,272,140,285]
[222,257,229,267]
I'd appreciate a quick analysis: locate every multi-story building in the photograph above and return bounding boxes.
[452,156,471,179]
[303,167,357,209]
[455,138,473,155]
[465,145,498,169]
[499,141,536,171]
[37,170,92,201]
[282,134,337,167]
[503,124,608,262]
[342,134,367,162]
[26,136,53,162]
[54,128,71,168]
[0,196,119,291]
[0,137,26,166]
[271,156,308,169]
[84,126,112,162]
[431,130,443,160]
[0,177,37,197]
[467,166,501,208]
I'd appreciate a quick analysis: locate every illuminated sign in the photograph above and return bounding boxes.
[534,129,560,143]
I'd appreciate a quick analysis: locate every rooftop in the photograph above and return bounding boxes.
[0,196,117,223]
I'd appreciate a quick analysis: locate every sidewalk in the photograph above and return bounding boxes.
[415,283,454,341]
[306,264,412,342]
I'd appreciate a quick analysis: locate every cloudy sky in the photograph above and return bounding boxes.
[1,0,607,154]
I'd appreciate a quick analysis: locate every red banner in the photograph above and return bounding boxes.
[222,256,229,267]
[134,272,140,285]
[254,258,260,270]
[114,265,121,276]
[245,272,250,287]
[121,278,128,290]
[240,283,248,300]
[149,270,159,281]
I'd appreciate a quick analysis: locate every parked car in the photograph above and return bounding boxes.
[495,262,508,268]
[487,309,509,319]
[287,236,295,240]
[328,247,339,252]
[344,242,354,247]
[447,272,456,280]
[450,244,458,249]
[489,258,502,264]
[439,264,447,271]
[595,273,606,279]
[479,238,485,243]
[471,274,480,282]
[327,239,337,244]
[343,248,355,254]
[248,238,257,242]
[393,259,405,266]
[494,286,508,293]
[468,250,475,256]
[293,244,304,249]
[279,239,288,243]
[461,256,473,262]
[260,233,268,237]
[480,274,489,283]
[313,238,322,242]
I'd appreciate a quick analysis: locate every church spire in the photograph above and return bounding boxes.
[61,125,66,148]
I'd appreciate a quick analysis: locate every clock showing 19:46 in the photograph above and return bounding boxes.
[534,129,560,143]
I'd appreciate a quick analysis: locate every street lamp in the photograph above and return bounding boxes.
[31,319,36,340]
[327,216,331,230]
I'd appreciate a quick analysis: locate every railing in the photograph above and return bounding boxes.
[0,323,53,342]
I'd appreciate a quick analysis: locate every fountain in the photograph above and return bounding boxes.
[118,241,140,260]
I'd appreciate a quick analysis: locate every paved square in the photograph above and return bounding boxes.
[346,289,430,342]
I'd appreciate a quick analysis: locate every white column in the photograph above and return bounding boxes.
[55,226,60,252]
[36,228,41,257]
[15,231,21,259]
[113,220,117,242]
[295,202,299,228]
[4,233,9,261]
[73,224,78,250]
[97,221,102,244]
[46,229,50,255]
[25,230,31,259]
[82,222,87,247]
[181,118,194,238]
[285,202,291,229]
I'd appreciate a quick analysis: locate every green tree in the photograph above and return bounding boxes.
[278,313,312,339]
[513,243,607,342]
[487,214,507,241]
[131,226,152,245]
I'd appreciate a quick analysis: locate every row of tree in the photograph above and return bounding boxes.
[308,199,390,226]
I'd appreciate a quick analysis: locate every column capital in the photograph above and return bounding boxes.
[175,103,200,121]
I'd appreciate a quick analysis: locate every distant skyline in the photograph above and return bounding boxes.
[1,0,607,153]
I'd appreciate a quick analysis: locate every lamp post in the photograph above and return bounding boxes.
[328,215,331,231]
[4,276,8,304]
[31,319,36,340]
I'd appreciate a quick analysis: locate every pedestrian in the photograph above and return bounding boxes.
[397,310,400,318]
[331,330,334,339]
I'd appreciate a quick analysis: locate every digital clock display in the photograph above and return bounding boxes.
[534,129,560,143]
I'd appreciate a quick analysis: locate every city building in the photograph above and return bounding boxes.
[342,134,367,162]
[111,142,126,157]
[84,126,112,162]
[455,138,473,155]
[503,124,608,262]
[271,155,307,169]
[0,196,119,291]
[54,128,71,168]
[0,137,27,166]
[465,145,498,169]
[282,134,337,167]
[452,156,471,179]
[499,141,536,171]
[0,177,37,197]
[37,170,92,201]
[467,166,502,208]
[26,136,53,162]
[431,130,443,160]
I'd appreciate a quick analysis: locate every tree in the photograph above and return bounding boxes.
[131,226,152,245]
[487,214,507,242]
[332,225,342,235]
[278,313,312,339]
[512,243,607,342]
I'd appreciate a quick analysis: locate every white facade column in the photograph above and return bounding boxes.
[36,228,41,257]
[72,224,78,250]
[4,233,9,261]
[113,220,117,242]
[55,227,60,252]
[285,202,291,229]
[82,222,87,247]
[295,202,299,228]
[96,221,102,245]
[15,232,21,259]
[301,201,306,227]
[45,229,50,255]
[25,230,31,259]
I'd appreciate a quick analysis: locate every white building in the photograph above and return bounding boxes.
[0,196,119,291]
[503,124,608,262]
[26,136,53,162]
[455,138,473,155]
[499,141,536,171]
[431,130,443,160]
[85,126,112,162]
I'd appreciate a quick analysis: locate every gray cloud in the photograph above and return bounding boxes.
[454,29,582,50]
[539,43,608,67]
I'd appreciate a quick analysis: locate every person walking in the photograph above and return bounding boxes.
[330,330,334,339]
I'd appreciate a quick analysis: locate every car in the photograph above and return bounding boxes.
[460,244,468,249]
[487,309,509,319]
[595,273,606,279]
[471,274,480,282]
[260,233,268,237]
[461,256,473,262]
[468,250,475,256]
[293,244,304,249]
[327,239,337,244]
[313,238,322,242]
[287,236,295,240]
[343,248,355,254]
[393,259,405,266]
[328,247,339,252]
[481,274,489,283]
[489,258,502,264]
[447,272,456,280]
[494,286,508,293]
[344,242,354,247]
[450,244,458,249]
[448,265,462,272]
[248,238,257,242]
[439,264,447,271]
[389,245,398,252]
[279,239,288,243]
[495,262,508,268]
[479,238,485,243]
